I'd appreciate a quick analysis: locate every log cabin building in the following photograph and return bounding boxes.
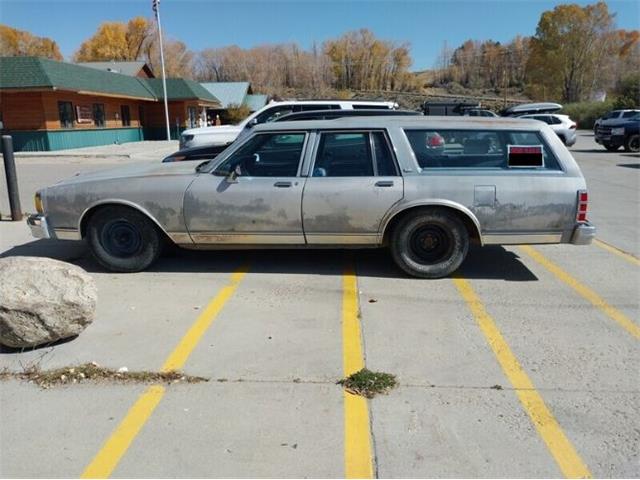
[0,57,221,151]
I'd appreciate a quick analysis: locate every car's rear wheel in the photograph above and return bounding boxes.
[86,206,163,272]
[390,209,469,279]
[624,134,639,153]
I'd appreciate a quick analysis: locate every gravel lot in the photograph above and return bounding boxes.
[0,131,638,478]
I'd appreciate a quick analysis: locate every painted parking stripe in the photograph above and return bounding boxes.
[520,246,640,340]
[453,278,592,479]
[343,266,374,479]
[81,266,249,479]
[593,239,640,267]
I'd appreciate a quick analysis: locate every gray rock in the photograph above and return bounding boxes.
[0,257,97,348]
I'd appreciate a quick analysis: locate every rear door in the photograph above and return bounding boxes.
[302,130,403,244]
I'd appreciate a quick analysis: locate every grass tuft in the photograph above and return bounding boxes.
[338,368,397,398]
[0,362,208,388]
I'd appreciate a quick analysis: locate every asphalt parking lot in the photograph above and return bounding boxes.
[0,131,638,478]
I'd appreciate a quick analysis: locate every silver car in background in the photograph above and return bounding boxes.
[518,113,578,146]
[28,116,595,278]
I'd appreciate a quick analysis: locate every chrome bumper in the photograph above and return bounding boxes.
[570,222,596,245]
[26,214,51,239]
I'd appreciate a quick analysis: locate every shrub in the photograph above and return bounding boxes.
[560,100,616,130]
[222,103,251,124]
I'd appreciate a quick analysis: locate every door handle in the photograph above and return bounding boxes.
[274,181,292,188]
[375,180,394,187]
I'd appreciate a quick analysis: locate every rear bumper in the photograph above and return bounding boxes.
[27,214,51,239]
[570,222,596,245]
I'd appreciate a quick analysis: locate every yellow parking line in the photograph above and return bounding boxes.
[594,239,640,267]
[81,266,249,479]
[453,278,592,479]
[520,246,640,340]
[342,267,374,479]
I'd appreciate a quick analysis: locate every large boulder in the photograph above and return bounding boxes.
[0,256,97,348]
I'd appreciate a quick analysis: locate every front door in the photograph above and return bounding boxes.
[184,132,308,244]
[302,130,403,244]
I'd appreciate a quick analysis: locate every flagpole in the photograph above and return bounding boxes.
[154,0,171,141]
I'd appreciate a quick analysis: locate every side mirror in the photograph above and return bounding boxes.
[226,168,239,183]
[248,118,258,128]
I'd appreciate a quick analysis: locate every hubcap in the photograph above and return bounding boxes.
[100,220,143,258]
[409,224,454,264]
[630,136,639,152]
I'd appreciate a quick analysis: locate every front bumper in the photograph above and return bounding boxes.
[595,135,625,147]
[570,222,596,245]
[26,214,51,239]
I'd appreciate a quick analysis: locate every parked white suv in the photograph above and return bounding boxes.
[180,100,398,148]
[519,113,577,146]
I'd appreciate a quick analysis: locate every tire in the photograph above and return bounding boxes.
[624,134,639,153]
[390,209,469,279]
[86,206,163,272]
[604,143,620,151]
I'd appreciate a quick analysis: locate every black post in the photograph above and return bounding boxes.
[2,135,22,221]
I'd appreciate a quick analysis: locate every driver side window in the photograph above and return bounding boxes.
[216,133,306,177]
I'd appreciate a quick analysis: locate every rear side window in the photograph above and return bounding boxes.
[404,129,561,171]
[372,131,398,176]
[622,111,638,118]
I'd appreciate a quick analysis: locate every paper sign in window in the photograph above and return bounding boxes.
[508,145,543,167]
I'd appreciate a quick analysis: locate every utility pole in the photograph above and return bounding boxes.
[153,0,171,141]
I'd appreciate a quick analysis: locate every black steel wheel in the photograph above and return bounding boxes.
[86,205,163,272]
[390,209,469,279]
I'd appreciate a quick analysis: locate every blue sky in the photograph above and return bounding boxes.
[0,0,638,70]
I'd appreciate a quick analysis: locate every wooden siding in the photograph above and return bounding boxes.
[0,92,46,130]
[145,101,202,129]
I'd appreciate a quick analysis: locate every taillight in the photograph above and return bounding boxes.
[570,123,577,129]
[577,190,588,222]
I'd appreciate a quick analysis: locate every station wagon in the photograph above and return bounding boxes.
[27,117,596,278]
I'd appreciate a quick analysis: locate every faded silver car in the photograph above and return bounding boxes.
[27,117,596,278]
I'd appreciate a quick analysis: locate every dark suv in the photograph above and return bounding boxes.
[594,113,640,152]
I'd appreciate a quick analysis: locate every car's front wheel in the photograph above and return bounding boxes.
[86,206,163,272]
[624,134,639,153]
[390,209,469,279]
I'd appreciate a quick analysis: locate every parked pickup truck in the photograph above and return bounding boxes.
[594,113,640,152]
[28,116,595,278]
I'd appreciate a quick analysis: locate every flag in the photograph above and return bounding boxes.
[152,0,159,14]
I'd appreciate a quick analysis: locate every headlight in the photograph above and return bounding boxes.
[611,127,625,136]
[34,191,43,213]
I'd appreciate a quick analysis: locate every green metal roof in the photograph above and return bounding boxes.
[244,93,268,112]
[201,82,250,108]
[0,57,156,99]
[0,57,220,105]
[144,78,219,103]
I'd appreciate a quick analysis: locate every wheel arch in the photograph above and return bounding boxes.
[79,199,171,241]
[381,201,483,246]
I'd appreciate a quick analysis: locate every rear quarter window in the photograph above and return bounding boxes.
[403,129,562,171]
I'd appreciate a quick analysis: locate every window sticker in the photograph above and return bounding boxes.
[508,145,544,168]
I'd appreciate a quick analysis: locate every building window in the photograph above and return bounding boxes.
[93,104,105,127]
[138,105,145,127]
[58,101,74,129]
[187,106,197,128]
[121,105,131,127]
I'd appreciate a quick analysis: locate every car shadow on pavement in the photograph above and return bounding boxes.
[1,239,538,281]
[618,163,640,169]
